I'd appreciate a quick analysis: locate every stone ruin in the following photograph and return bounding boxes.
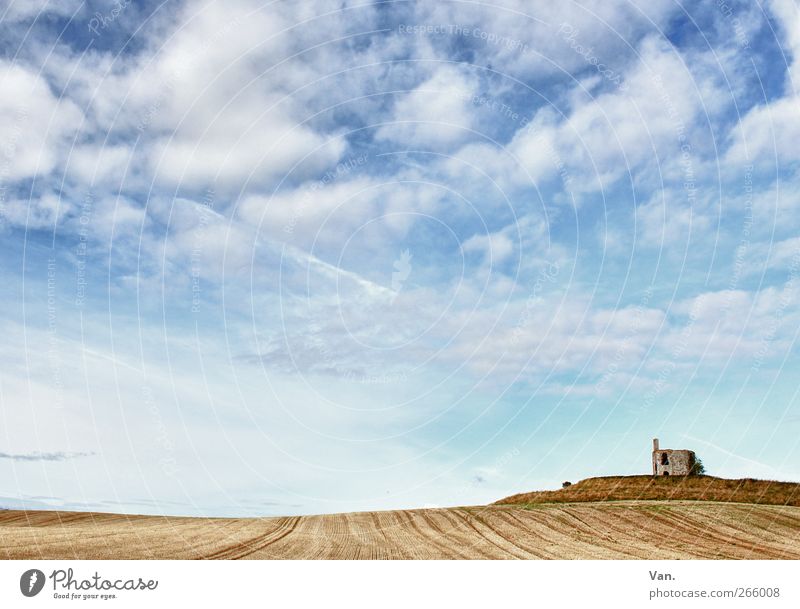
[652,438,696,476]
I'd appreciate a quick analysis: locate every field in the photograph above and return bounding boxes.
[2,477,799,559]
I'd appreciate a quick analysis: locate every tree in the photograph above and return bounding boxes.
[690,456,706,475]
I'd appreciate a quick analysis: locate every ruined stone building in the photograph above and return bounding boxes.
[652,438,696,476]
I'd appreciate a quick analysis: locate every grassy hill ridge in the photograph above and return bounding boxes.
[496,475,800,507]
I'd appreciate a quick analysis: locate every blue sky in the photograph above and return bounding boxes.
[0,0,799,517]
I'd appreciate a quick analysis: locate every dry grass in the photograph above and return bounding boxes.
[496,475,800,507]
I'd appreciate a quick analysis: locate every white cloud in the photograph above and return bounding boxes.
[238,176,379,247]
[150,109,345,191]
[426,291,666,384]
[635,189,712,247]
[412,0,678,80]
[725,0,800,165]
[664,286,800,363]
[462,230,514,264]
[66,144,135,187]
[768,0,800,87]
[459,214,546,268]
[0,0,81,22]
[765,236,800,271]
[131,2,350,190]
[376,65,480,149]
[3,192,70,229]
[510,36,707,192]
[726,96,800,166]
[2,0,374,197]
[0,61,83,181]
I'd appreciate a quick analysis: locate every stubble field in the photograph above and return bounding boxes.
[2,500,799,559]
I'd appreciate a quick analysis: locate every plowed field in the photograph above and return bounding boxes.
[2,501,798,559]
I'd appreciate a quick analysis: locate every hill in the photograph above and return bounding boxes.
[2,476,799,559]
[496,475,800,507]
[1,502,799,559]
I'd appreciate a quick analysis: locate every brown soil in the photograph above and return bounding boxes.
[2,500,799,559]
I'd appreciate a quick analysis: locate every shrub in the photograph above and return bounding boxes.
[562,481,572,488]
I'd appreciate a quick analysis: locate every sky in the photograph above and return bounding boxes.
[0,0,799,517]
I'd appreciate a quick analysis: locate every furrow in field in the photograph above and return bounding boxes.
[653,506,795,559]
[448,508,528,559]
[202,517,299,560]
[495,507,626,559]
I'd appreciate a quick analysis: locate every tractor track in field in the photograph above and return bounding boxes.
[202,516,301,560]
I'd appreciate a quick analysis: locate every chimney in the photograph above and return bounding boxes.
[653,438,659,451]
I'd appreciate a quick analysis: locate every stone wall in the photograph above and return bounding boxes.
[652,449,695,476]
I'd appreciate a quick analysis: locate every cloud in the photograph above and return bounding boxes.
[238,175,379,247]
[725,0,800,165]
[767,0,800,86]
[462,230,515,264]
[726,96,800,166]
[149,105,346,191]
[512,36,709,192]
[0,451,95,462]
[460,214,546,267]
[662,285,800,363]
[0,0,82,23]
[376,65,481,149]
[0,61,83,181]
[443,296,667,382]
[2,191,71,230]
[635,188,712,247]
[411,0,678,80]
[65,144,136,188]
